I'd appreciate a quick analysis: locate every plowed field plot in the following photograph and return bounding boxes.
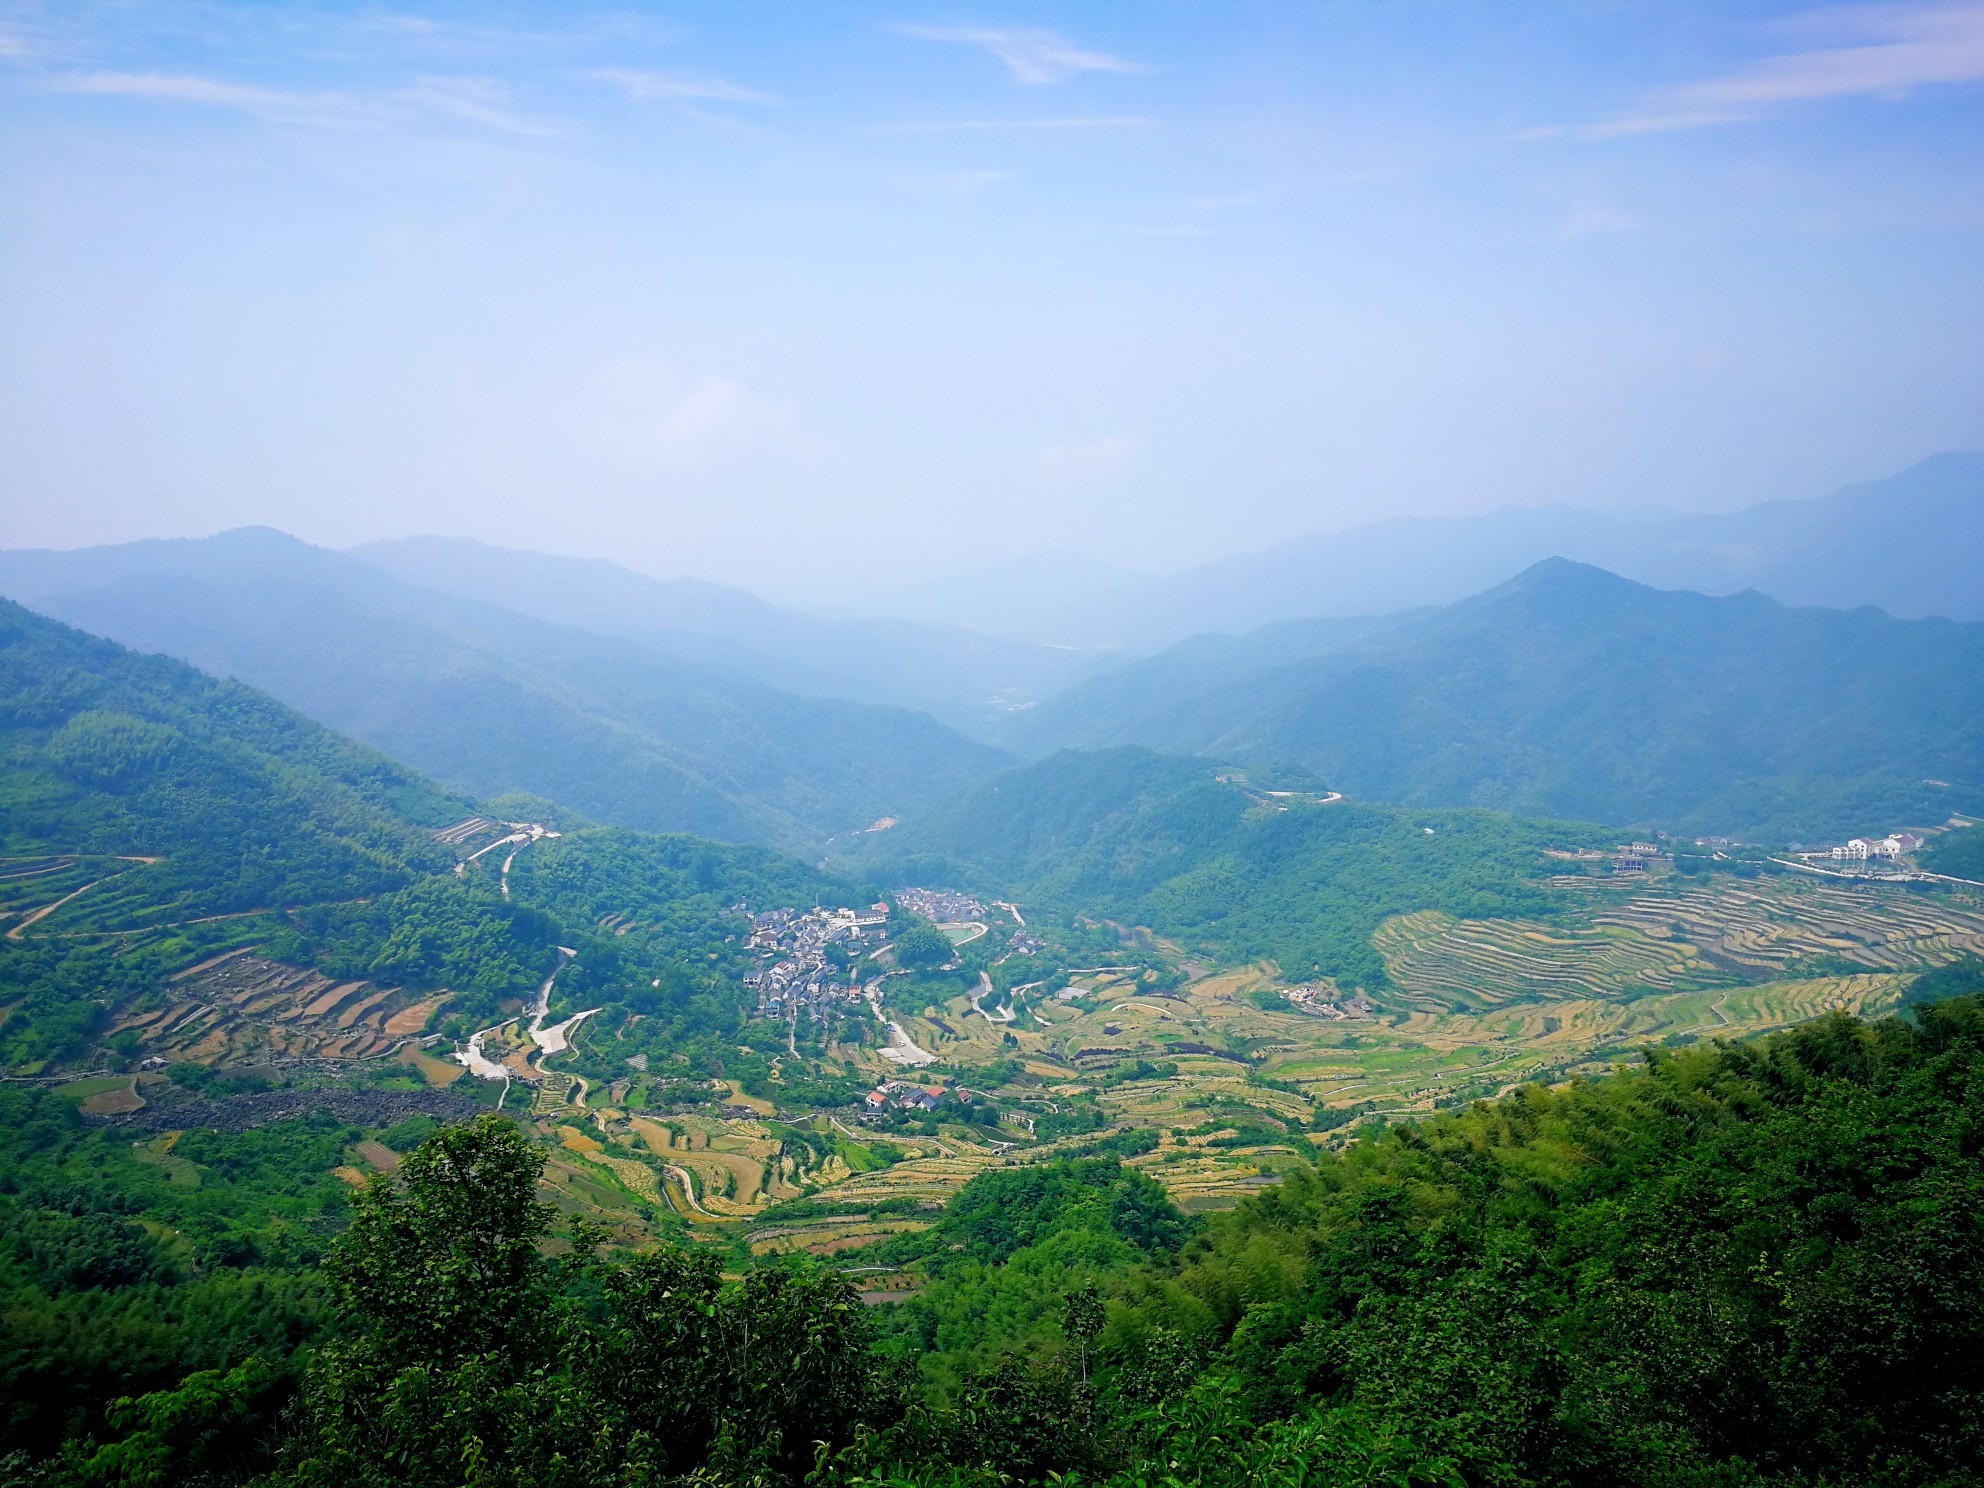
[107,954,444,1066]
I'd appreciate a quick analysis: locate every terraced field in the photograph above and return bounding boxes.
[104,952,448,1067]
[1594,878,1984,972]
[1375,909,1726,1008]
[69,861,1979,1252]
[809,1143,1001,1211]
[749,1216,934,1258]
[0,852,288,938]
[1268,972,1909,1114]
[0,855,116,935]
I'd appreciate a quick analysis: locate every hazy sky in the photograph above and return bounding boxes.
[3,2,1982,597]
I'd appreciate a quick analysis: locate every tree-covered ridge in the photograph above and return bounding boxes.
[1923,820,1984,880]
[858,748,1611,991]
[1005,559,1984,840]
[0,597,466,923]
[505,827,845,954]
[1113,996,1984,1487]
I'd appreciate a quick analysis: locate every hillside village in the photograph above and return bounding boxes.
[741,901,890,1019]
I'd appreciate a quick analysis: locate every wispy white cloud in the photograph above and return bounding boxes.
[572,359,792,469]
[897,25,1140,85]
[354,13,682,56]
[395,75,563,136]
[865,115,1155,135]
[588,69,774,105]
[49,68,564,137]
[1587,2,1984,136]
[49,71,382,129]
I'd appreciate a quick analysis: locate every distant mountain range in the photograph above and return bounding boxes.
[0,529,1009,850]
[1005,558,1984,839]
[353,535,1106,734]
[1016,452,1984,652]
[8,452,1980,849]
[836,549,1155,637]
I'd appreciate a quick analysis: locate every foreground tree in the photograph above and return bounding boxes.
[276,1114,886,1488]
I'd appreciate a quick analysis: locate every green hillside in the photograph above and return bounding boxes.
[0,598,865,1066]
[0,596,465,918]
[850,996,1984,1488]
[0,599,558,1068]
[850,747,1611,992]
[1007,560,1984,839]
[0,529,1009,852]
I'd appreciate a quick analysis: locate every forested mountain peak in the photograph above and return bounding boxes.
[1007,560,1984,839]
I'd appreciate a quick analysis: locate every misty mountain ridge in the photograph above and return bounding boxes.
[351,534,1110,734]
[1006,556,1984,840]
[1017,452,1984,652]
[833,549,1157,636]
[0,528,1008,851]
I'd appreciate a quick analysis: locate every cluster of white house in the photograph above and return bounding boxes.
[1832,833,1925,862]
[861,1079,947,1115]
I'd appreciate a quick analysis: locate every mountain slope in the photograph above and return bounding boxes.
[350,535,1109,735]
[850,746,1606,989]
[0,596,466,921]
[1028,452,1984,651]
[0,529,1008,850]
[0,588,873,1069]
[1006,560,1984,839]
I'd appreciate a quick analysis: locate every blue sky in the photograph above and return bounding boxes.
[3,2,1982,596]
